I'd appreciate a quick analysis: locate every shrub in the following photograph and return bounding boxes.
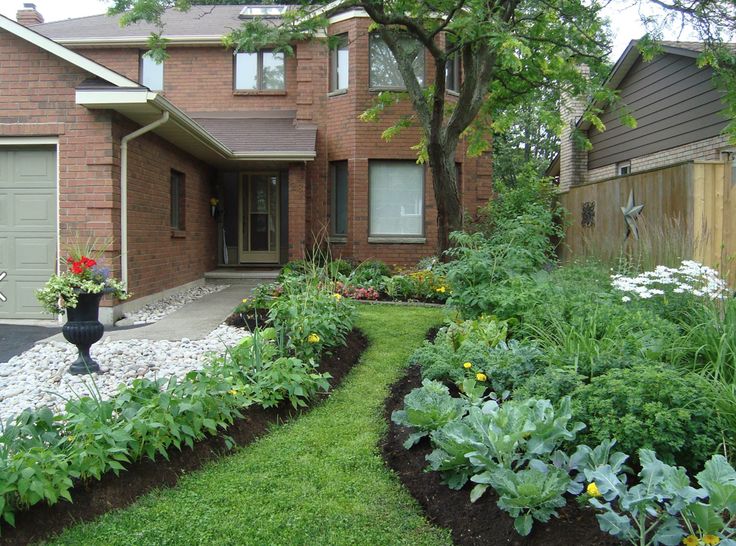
[572,364,722,471]
[513,367,585,403]
[411,316,509,383]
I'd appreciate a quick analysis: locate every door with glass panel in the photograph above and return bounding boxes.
[238,173,279,263]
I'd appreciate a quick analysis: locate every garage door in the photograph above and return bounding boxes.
[0,148,57,319]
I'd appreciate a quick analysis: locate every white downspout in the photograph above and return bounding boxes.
[120,111,169,286]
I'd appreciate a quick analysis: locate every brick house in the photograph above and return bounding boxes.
[0,4,492,321]
[549,40,735,190]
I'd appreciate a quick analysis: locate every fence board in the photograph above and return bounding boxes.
[559,161,732,283]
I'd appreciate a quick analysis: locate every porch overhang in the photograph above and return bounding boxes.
[75,87,317,166]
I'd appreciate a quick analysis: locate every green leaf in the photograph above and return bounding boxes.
[595,510,632,538]
[514,513,533,536]
[470,483,488,503]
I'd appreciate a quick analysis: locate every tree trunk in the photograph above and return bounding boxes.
[427,142,462,256]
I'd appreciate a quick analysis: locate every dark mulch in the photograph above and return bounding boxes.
[2,330,367,546]
[224,308,271,329]
[381,364,623,546]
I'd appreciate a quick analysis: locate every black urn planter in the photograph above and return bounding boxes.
[62,292,105,375]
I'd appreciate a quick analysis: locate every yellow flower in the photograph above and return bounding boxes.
[682,537,699,546]
[463,362,472,369]
[333,293,342,301]
[435,286,446,293]
[475,373,487,382]
[586,482,602,498]
[307,333,320,344]
[704,535,721,545]
[228,389,238,396]
[241,298,248,304]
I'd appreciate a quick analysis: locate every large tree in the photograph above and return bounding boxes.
[110,0,736,253]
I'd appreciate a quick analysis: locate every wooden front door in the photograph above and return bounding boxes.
[238,173,280,263]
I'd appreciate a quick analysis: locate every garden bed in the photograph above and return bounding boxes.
[1,330,367,546]
[381,365,623,546]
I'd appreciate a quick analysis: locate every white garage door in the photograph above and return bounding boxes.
[0,148,57,319]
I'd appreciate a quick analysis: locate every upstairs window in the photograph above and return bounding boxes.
[235,50,285,91]
[369,34,424,89]
[617,161,631,176]
[329,34,349,92]
[140,52,164,91]
[446,52,460,93]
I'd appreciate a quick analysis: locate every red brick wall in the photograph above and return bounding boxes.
[114,117,218,299]
[72,16,494,267]
[0,29,219,309]
[0,28,118,287]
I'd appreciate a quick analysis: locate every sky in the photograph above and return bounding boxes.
[0,0,703,61]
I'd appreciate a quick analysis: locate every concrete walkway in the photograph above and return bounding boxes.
[105,283,257,341]
[36,281,261,348]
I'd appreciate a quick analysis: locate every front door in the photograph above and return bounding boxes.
[239,173,279,263]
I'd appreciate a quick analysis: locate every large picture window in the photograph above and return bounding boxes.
[140,52,164,91]
[329,34,349,92]
[369,34,424,89]
[330,161,348,236]
[369,161,424,236]
[235,50,285,91]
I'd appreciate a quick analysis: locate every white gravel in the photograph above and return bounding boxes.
[0,324,248,421]
[122,284,229,325]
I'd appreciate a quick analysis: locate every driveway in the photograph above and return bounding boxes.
[0,323,61,363]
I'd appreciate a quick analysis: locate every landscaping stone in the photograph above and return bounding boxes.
[121,284,229,325]
[0,324,247,421]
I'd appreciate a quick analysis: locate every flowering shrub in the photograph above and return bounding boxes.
[611,260,727,302]
[36,254,128,314]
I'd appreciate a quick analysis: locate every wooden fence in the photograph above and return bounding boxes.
[558,160,735,283]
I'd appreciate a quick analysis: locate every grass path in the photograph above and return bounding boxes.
[48,305,452,546]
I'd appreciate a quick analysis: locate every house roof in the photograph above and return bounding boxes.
[34,5,288,45]
[191,112,317,156]
[0,13,140,87]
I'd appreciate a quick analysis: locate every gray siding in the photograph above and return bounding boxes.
[588,53,729,170]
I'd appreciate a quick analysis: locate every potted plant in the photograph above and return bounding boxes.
[36,244,129,375]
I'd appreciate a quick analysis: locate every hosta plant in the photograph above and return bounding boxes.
[391,379,468,448]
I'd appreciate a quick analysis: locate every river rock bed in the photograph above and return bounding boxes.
[121,284,229,325]
[0,324,247,421]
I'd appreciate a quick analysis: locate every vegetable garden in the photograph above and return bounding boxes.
[3,172,736,546]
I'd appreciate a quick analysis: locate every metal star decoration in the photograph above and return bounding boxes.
[621,190,645,240]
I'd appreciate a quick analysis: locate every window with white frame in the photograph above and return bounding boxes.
[369,34,424,89]
[140,52,164,91]
[369,161,424,236]
[235,50,285,91]
[617,161,631,176]
[445,37,460,93]
[330,34,349,92]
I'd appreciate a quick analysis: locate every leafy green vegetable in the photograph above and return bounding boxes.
[391,380,467,448]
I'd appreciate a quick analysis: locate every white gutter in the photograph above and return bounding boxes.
[120,111,170,287]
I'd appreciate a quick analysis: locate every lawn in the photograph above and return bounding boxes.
[47,305,452,546]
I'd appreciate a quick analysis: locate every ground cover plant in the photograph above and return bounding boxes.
[272,255,451,304]
[389,170,736,543]
[44,306,454,546]
[0,258,357,535]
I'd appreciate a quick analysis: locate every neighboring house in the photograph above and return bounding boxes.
[549,40,735,190]
[548,40,736,279]
[0,3,492,321]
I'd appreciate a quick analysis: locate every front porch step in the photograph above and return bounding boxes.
[205,268,280,285]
